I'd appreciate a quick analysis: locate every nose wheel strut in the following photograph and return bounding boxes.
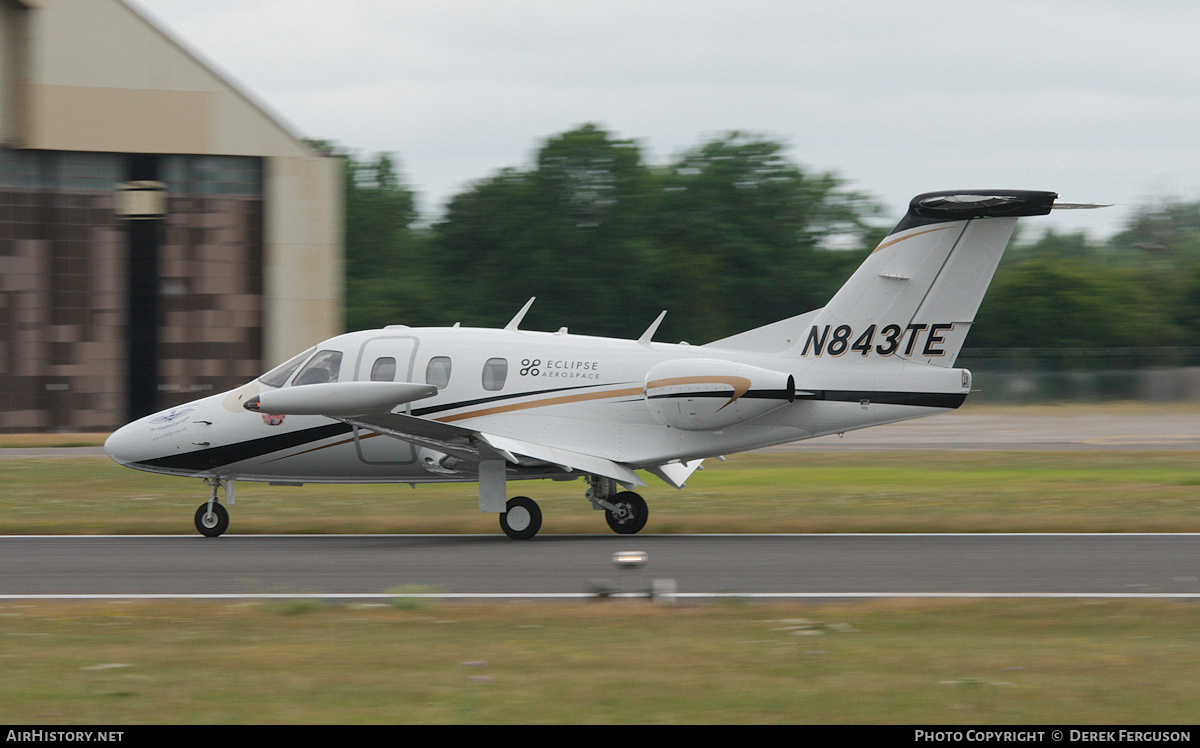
[195,478,233,537]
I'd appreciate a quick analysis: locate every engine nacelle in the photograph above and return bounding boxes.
[645,358,795,431]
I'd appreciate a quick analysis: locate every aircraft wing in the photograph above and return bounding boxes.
[342,410,497,464]
[345,411,645,487]
[246,382,483,463]
[245,382,646,487]
[477,432,645,488]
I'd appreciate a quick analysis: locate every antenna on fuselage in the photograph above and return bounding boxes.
[638,310,668,344]
[505,297,536,331]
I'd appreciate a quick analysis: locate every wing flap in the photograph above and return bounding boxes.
[343,410,496,463]
[343,410,646,487]
[479,433,646,488]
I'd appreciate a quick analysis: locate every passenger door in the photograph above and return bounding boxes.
[351,335,418,465]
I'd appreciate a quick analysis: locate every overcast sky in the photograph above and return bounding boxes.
[126,0,1200,239]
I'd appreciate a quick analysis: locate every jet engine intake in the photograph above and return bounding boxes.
[644,358,795,431]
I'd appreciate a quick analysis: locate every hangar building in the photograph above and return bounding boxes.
[0,0,343,431]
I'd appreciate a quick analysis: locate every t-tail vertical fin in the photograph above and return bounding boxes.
[790,190,1059,366]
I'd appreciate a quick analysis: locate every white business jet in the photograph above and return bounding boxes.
[105,189,1101,539]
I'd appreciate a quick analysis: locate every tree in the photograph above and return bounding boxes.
[430,126,881,342]
[338,149,449,331]
[1109,200,1200,346]
[333,131,1200,350]
[433,125,661,336]
[970,258,1165,349]
[648,132,876,340]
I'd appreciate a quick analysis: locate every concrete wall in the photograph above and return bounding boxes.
[1,0,342,413]
[263,154,343,367]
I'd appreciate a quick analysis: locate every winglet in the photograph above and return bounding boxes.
[637,311,668,344]
[505,297,536,331]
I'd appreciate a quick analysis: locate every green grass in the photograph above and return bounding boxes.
[2,450,1199,535]
[0,598,1197,724]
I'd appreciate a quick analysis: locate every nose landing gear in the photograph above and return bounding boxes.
[195,502,229,537]
[195,478,233,537]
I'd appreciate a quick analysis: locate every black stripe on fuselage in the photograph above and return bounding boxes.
[646,389,795,402]
[801,390,967,409]
[649,389,966,409]
[131,386,964,473]
[134,422,353,473]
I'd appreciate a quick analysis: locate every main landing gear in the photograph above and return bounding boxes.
[499,496,542,540]
[603,491,649,535]
[195,478,233,537]
[498,477,649,540]
[587,475,648,536]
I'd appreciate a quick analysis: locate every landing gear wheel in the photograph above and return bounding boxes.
[499,496,542,540]
[605,491,648,535]
[194,502,229,538]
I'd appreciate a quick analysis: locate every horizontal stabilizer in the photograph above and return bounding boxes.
[789,189,1064,366]
[244,381,438,417]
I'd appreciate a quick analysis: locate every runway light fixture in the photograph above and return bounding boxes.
[613,551,647,567]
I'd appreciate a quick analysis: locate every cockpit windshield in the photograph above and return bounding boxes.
[257,347,315,388]
[293,350,343,386]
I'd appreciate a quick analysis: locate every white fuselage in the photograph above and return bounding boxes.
[104,323,968,485]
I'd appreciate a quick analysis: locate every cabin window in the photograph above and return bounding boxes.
[293,350,342,386]
[426,356,452,389]
[258,347,315,388]
[371,357,397,382]
[482,358,508,391]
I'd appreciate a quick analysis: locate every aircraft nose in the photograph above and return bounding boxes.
[104,422,144,465]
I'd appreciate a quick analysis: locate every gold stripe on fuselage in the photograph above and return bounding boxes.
[434,386,644,423]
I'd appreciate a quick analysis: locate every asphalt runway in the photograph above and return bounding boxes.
[778,410,1200,451]
[2,533,1198,601]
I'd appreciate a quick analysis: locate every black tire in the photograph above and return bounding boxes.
[194,502,229,537]
[605,491,648,535]
[499,496,542,540]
